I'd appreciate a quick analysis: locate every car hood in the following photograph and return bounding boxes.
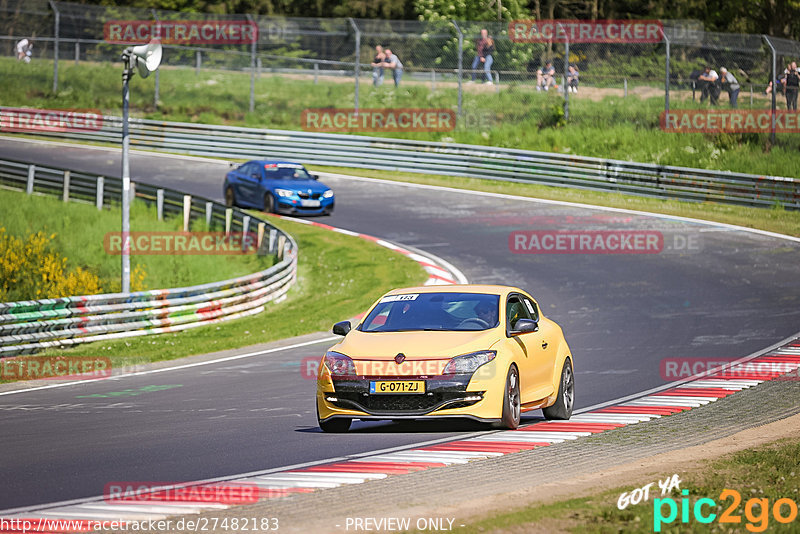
[332,329,501,360]
[268,179,329,193]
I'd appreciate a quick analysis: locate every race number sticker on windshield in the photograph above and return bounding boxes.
[379,294,419,304]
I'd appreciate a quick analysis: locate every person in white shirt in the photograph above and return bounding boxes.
[16,38,32,63]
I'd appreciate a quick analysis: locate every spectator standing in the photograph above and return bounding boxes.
[698,66,720,105]
[567,64,579,93]
[719,67,740,108]
[370,45,385,87]
[539,61,556,91]
[470,29,495,84]
[785,62,799,110]
[382,48,403,88]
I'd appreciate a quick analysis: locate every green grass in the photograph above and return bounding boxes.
[31,216,428,370]
[429,438,800,534]
[0,188,273,299]
[309,166,800,238]
[3,57,799,178]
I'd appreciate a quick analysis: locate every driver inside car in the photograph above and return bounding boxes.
[474,301,498,327]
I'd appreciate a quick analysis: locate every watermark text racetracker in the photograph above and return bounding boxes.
[104,20,257,44]
[661,357,800,381]
[510,19,663,43]
[0,356,111,381]
[509,230,702,254]
[0,107,103,133]
[661,109,800,133]
[104,232,260,255]
[302,108,495,133]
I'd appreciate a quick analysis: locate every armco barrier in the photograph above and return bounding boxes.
[0,158,297,357]
[1,109,797,209]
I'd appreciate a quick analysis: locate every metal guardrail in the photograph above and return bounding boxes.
[1,111,797,209]
[0,157,298,357]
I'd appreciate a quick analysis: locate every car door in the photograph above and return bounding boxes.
[237,162,262,206]
[503,294,542,403]
[521,295,558,400]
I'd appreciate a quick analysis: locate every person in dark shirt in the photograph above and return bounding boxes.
[785,62,799,110]
[470,28,495,84]
[370,45,385,87]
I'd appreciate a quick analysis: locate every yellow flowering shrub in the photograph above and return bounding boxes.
[0,228,105,301]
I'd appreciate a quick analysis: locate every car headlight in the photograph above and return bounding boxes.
[324,351,357,377]
[274,188,294,198]
[322,189,334,198]
[442,350,496,375]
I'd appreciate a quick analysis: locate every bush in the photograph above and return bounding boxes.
[0,228,105,302]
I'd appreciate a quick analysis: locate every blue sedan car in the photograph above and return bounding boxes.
[224,160,334,216]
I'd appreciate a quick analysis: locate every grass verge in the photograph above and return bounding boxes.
[432,437,800,534]
[3,57,799,177]
[0,188,274,298]
[30,216,427,370]
[309,165,800,238]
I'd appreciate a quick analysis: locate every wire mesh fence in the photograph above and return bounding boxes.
[2,0,800,144]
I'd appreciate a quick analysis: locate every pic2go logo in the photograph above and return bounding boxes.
[654,489,799,532]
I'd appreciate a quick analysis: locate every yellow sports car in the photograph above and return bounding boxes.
[316,285,574,432]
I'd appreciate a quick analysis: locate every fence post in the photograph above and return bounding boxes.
[195,50,201,75]
[764,35,777,144]
[247,14,257,113]
[431,69,435,91]
[151,10,160,109]
[348,18,360,114]
[314,62,319,84]
[269,228,277,253]
[750,84,753,107]
[624,78,628,97]
[183,195,191,231]
[562,23,569,121]
[62,170,70,203]
[663,30,670,117]
[129,182,136,207]
[156,189,164,220]
[494,71,499,93]
[49,0,59,92]
[242,215,251,251]
[205,201,213,228]
[96,176,104,210]
[74,41,79,64]
[257,222,265,250]
[225,208,232,235]
[257,57,262,78]
[452,20,463,120]
[26,165,35,194]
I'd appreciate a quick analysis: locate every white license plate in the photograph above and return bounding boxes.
[300,199,320,207]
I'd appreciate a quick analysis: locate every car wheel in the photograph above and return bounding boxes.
[264,192,276,214]
[317,405,351,433]
[499,364,521,429]
[543,358,574,420]
[225,186,236,208]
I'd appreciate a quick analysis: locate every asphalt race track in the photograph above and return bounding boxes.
[1,137,799,510]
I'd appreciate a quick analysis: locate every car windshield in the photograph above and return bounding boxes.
[267,166,312,180]
[359,292,500,332]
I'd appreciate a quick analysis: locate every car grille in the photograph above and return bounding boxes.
[329,391,482,415]
[297,192,322,200]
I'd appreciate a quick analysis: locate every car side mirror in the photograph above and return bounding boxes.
[311,174,319,180]
[332,321,351,336]
[510,318,538,335]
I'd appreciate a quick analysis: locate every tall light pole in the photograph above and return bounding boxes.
[120,40,162,293]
